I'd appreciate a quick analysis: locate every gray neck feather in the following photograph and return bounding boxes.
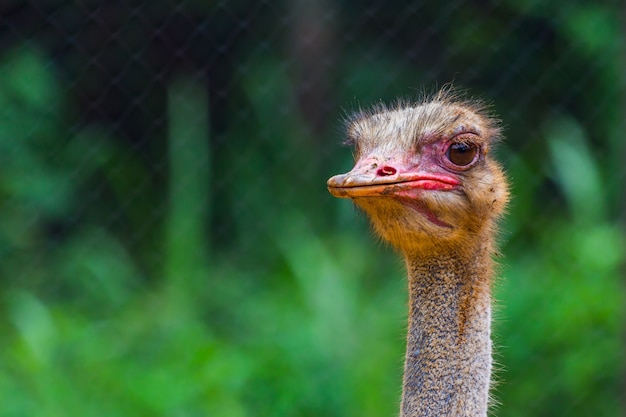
[401,250,492,417]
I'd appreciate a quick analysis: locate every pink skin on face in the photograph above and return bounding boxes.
[327,145,463,227]
[327,141,462,195]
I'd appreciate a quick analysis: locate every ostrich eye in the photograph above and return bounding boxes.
[446,142,478,167]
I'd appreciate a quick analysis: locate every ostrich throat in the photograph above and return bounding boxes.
[401,242,493,417]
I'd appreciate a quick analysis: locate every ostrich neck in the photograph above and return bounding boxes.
[401,245,493,417]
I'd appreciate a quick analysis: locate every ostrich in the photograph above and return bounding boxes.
[327,89,509,417]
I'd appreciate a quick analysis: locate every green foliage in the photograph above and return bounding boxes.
[0,3,624,416]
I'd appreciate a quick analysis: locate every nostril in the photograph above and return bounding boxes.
[377,166,397,176]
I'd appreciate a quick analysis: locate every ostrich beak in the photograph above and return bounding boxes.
[327,162,460,199]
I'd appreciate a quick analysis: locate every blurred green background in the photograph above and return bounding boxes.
[0,1,624,416]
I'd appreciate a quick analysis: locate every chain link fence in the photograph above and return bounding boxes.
[0,1,624,416]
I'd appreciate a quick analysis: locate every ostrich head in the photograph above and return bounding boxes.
[327,91,509,256]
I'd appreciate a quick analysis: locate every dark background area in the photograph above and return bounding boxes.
[0,1,624,416]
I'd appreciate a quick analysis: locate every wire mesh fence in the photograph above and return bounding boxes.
[0,1,624,416]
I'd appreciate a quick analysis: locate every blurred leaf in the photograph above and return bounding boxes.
[7,291,55,363]
[164,75,212,293]
[563,6,620,57]
[545,115,606,223]
[0,44,61,112]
